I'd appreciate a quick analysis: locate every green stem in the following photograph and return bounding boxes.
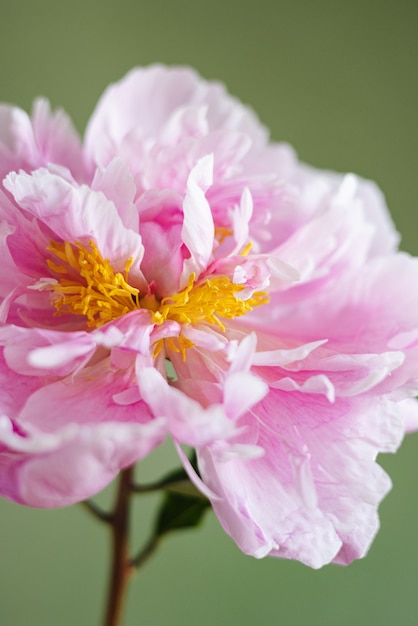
[129,535,161,571]
[81,499,113,524]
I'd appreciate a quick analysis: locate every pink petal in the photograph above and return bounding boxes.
[180,155,215,284]
[198,392,401,568]
[31,98,89,183]
[137,366,236,446]
[4,169,146,283]
[0,415,166,507]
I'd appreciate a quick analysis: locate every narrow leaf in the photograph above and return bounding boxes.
[155,492,211,536]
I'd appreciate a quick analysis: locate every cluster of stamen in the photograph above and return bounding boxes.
[46,239,268,357]
[155,273,267,331]
[47,240,139,327]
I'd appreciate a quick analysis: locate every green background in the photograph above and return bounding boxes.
[1,1,418,624]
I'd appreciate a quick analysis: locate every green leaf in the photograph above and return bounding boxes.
[155,492,211,537]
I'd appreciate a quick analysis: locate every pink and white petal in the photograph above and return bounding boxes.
[0,105,38,179]
[371,344,418,400]
[169,336,261,409]
[198,391,403,568]
[0,220,22,295]
[0,189,51,279]
[226,332,258,375]
[137,366,236,446]
[257,348,405,401]
[111,311,155,357]
[306,255,418,353]
[85,66,208,160]
[31,98,89,183]
[0,323,125,375]
[198,444,341,565]
[223,371,268,420]
[4,169,146,282]
[138,191,186,296]
[167,351,224,405]
[158,104,209,145]
[315,169,400,257]
[85,66,268,166]
[91,157,139,231]
[395,397,418,433]
[0,415,166,507]
[251,339,327,367]
[180,155,215,285]
[143,124,253,196]
[0,325,106,376]
[17,361,155,432]
[309,403,399,563]
[356,177,400,256]
[230,188,253,253]
[211,251,297,294]
[271,374,336,403]
[181,325,227,352]
[0,285,33,323]
[0,353,45,417]
[274,192,373,284]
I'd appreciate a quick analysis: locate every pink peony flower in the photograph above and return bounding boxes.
[1,65,417,568]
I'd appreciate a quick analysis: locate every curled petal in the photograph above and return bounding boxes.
[0,415,166,507]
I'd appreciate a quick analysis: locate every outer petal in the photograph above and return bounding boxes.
[0,415,166,507]
[271,253,418,352]
[31,98,89,183]
[0,188,51,281]
[198,392,402,568]
[0,100,87,183]
[84,65,268,167]
[289,165,400,257]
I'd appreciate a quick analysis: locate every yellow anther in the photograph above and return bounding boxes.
[240,242,253,256]
[46,239,268,358]
[47,240,139,327]
[214,226,233,244]
[152,272,268,331]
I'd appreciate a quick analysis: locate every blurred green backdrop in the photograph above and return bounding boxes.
[1,0,418,624]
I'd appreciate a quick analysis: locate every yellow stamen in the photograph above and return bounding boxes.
[214,227,253,257]
[154,273,268,332]
[214,226,233,245]
[47,240,139,327]
[240,242,253,257]
[46,240,269,357]
[153,335,195,361]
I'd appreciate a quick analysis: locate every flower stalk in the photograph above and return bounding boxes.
[103,466,134,626]
[83,460,207,625]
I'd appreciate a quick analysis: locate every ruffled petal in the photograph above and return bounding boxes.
[4,168,145,281]
[0,415,166,507]
[198,392,402,568]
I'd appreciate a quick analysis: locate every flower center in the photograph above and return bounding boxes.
[46,240,139,327]
[46,240,268,353]
[154,273,268,331]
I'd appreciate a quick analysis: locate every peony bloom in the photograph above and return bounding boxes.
[0,65,417,568]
